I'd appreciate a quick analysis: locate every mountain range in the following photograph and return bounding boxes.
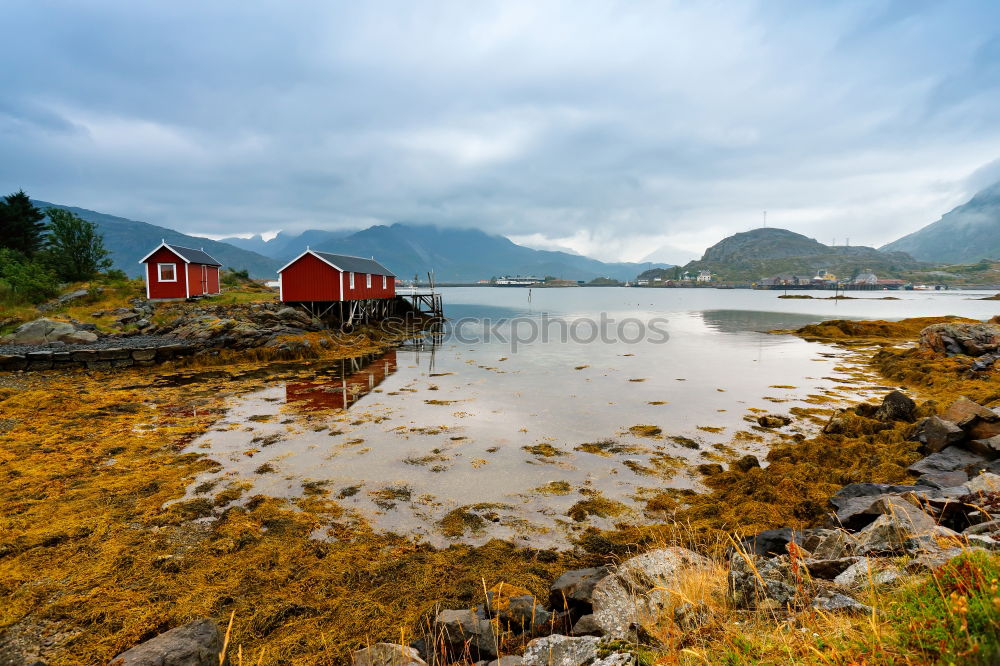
[881,180,1000,264]
[29,201,669,281]
[221,224,670,282]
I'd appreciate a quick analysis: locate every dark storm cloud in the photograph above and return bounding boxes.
[2,0,999,263]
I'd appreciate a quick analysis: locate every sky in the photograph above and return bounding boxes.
[2,1,999,264]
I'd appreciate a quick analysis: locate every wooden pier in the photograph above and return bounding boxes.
[401,290,444,319]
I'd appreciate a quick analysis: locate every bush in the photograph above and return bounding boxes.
[0,249,60,304]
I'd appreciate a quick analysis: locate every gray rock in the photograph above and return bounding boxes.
[63,330,99,344]
[964,519,1000,536]
[488,657,524,666]
[808,530,858,560]
[968,436,1000,459]
[352,643,427,666]
[856,500,938,555]
[109,618,220,666]
[966,534,1000,550]
[591,654,635,666]
[874,391,915,422]
[911,416,965,454]
[435,609,498,659]
[502,596,552,630]
[811,593,872,615]
[966,472,1000,494]
[569,614,602,637]
[591,547,709,638]
[38,288,91,312]
[916,470,970,489]
[728,554,799,610]
[805,557,861,580]
[549,567,609,611]
[828,483,935,530]
[5,318,77,345]
[521,635,599,666]
[908,447,986,477]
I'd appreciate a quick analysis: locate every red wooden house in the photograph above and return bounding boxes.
[277,249,395,303]
[139,241,223,300]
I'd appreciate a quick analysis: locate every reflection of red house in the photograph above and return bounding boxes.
[139,241,222,300]
[285,350,398,410]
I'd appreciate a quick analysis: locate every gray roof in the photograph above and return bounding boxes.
[312,251,395,277]
[167,244,222,266]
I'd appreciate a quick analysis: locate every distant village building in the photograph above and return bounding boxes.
[853,271,878,285]
[876,279,907,289]
[696,270,713,282]
[139,241,222,300]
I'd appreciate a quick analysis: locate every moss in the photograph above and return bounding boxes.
[533,481,573,495]
[566,493,630,522]
[522,443,565,457]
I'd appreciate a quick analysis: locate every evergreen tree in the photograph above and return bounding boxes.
[43,208,113,282]
[0,190,47,256]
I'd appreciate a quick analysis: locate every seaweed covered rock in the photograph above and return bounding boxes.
[873,391,916,422]
[435,608,498,660]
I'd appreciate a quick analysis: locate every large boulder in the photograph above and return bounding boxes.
[2,318,79,345]
[109,618,221,666]
[920,323,1000,357]
[855,497,938,555]
[353,643,427,666]
[521,635,599,666]
[591,547,708,639]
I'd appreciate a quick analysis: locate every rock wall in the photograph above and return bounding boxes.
[0,343,198,372]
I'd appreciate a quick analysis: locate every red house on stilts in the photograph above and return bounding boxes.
[139,241,223,300]
[278,249,396,324]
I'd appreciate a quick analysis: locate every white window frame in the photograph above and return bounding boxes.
[366,273,372,288]
[382,275,387,289]
[158,263,178,282]
[349,272,355,289]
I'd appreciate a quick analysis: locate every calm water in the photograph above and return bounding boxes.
[177,288,1000,546]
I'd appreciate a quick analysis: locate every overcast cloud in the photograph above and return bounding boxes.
[2,1,999,263]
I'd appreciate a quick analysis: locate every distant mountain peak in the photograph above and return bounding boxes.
[881,179,1000,263]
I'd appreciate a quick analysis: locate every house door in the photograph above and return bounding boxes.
[201,265,208,294]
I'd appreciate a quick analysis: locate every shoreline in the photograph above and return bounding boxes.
[0,315,998,663]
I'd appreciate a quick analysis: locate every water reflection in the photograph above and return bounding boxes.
[699,309,827,334]
[286,350,399,411]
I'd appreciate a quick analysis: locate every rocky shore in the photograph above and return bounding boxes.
[0,299,382,372]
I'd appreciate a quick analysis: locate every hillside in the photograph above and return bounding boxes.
[881,180,1000,263]
[682,227,923,281]
[32,201,280,278]
[231,223,671,282]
